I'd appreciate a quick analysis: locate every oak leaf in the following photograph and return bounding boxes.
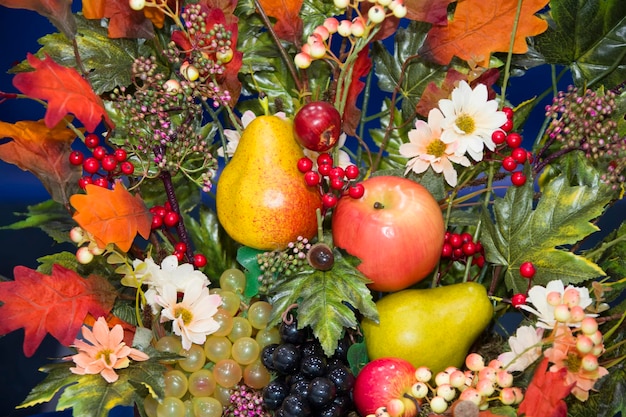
[419,0,549,67]
[70,181,152,252]
[404,0,456,25]
[0,264,117,357]
[256,0,303,44]
[518,357,574,417]
[0,0,76,39]
[12,54,114,132]
[0,119,82,205]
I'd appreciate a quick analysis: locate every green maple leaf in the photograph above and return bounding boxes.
[268,250,378,357]
[480,172,610,294]
[535,0,626,88]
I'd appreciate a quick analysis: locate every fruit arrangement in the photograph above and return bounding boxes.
[1,0,626,417]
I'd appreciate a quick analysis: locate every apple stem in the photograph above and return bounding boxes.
[373,201,385,209]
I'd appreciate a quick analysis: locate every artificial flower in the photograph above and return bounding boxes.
[544,325,608,401]
[438,81,507,161]
[157,280,223,350]
[399,108,471,186]
[520,280,596,329]
[68,317,149,383]
[498,325,544,372]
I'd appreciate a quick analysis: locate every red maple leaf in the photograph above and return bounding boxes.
[70,181,152,252]
[517,357,574,417]
[256,0,303,44]
[342,47,372,136]
[12,54,114,132]
[0,265,117,357]
[0,0,76,39]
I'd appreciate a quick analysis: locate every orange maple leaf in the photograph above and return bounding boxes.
[82,0,155,38]
[70,181,152,252]
[0,119,82,205]
[0,264,117,357]
[404,0,456,25]
[418,0,549,67]
[0,0,76,39]
[256,0,303,44]
[517,357,574,417]
[12,53,114,132]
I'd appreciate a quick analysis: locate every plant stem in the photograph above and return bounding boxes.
[160,170,195,262]
[499,0,524,104]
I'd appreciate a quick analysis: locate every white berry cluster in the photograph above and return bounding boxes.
[70,226,109,264]
[294,0,407,69]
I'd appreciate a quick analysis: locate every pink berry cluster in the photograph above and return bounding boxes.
[490,107,532,187]
[294,0,407,69]
[440,231,485,268]
[69,133,135,189]
[297,153,364,211]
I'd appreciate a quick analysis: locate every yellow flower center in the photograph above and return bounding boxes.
[96,349,113,366]
[565,352,582,373]
[174,306,193,325]
[426,138,447,158]
[455,114,476,134]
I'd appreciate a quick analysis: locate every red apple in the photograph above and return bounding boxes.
[293,101,342,152]
[331,175,445,292]
[353,357,418,417]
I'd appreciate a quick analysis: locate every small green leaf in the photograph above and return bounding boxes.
[36,251,80,274]
[236,246,264,298]
[347,341,369,376]
[1,199,74,244]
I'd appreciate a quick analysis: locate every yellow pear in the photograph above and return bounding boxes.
[361,282,493,374]
[216,115,321,250]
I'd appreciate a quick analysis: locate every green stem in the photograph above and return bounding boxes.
[499,0,524,104]
[584,232,626,261]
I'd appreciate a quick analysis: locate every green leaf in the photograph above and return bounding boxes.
[568,364,626,417]
[481,172,610,294]
[236,246,264,298]
[36,251,80,274]
[1,199,74,244]
[269,251,378,357]
[535,0,626,88]
[346,341,369,376]
[300,0,342,42]
[369,99,410,172]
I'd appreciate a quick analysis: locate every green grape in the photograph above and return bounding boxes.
[192,396,223,417]
[231,337,260,365]
[214,289,241,316]
[182,400,194,417]
[212,308,234,337]
[204,335,232,363]
[156,336,183,353]
[212,384,232,406]
[219,268,246,294]
[243,359,271,389]
[247,300,273,329]
[156,397,186,417]
[164,369,188,398]
[188,369,217,397]
[255,326,281,348]
[178,343,206,372]
[144,394,159,417]
[227,317,252,342]
[212,358,243,388]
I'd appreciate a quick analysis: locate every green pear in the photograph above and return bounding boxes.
[361,282,493,374]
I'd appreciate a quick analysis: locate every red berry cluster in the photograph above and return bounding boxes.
[69,133,135,189]
[491,107,533,187]
[510,261,537,308]
[297,153,364,210]
[441,231,485,267]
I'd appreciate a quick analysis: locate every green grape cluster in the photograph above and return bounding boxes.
[145,268,279,417]
[257,236,312,294]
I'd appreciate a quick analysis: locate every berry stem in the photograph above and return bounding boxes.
[160,170,195,262]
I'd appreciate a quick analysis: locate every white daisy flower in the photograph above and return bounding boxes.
[438,81,507,161]
[399,108,471,187]
[498,325,544,372]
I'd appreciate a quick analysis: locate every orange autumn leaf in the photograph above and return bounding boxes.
[0,264,117,357]
[70,181,152,252]
[0,119,82,205]
[256,0,303,44]
[13,54,114,132]
[419,0,549,67]
[517,357,574,417]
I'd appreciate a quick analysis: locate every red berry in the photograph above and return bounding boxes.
[511,293,527,308]
[93,177,109,188]
[502,156,518,172]
[101,155,117,172]
[304,171,321,186]
[344,164,360,180]
[500,119,514,132]
[92,146,107,160]
[441,243,453,258]
[526,151,534,163]
[505,133,522,148]
[193,254,207,268]
[330,176,344,190]
[173,251,185,262]
[78,176,93,189]
[519,261,536,278]
[472,255,485,268]
[348,183,364,199]
[85,133,100,148]
[83,157,100,174]
[151,205,167,218]
[492,130,506,145]
[329,166,345,179]
[175,242,187,253]
[453,248,464,259]
[164,211,180,227]
[318,163,332,176]
[502,107,514,120]
[322,193,338,209]
[317,153,333,166]
[511,147,527,164]
[69,150,84,166]
[462,242,477,256]
[151,215,163,229]
[448,233,463,248]
[297,157,313,173]
[113,148,128,162]
[120,161,135,175]
[511,171,527,186]
[460,232,473,243]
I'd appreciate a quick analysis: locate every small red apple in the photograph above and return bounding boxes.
[293,101,342,152]
[353,357,418,417]
[331,175,445,292]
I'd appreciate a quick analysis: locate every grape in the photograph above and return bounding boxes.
[318,403,342,417]
[211,308,234,337]
[290,378,311,398]
[261,343,278,370]
[228,316,253,342]
[326,365,355,395]
[248,300,273,329]
[279,321,307,344]
[144,394,159,417]
[156,336,183,354]
[219,268,247,293]
[300,354,327,378]
[262,379,289,410]
[255,326,281,348]
[212,384,233,406]
[300,340,324,358]
[164,369,188,398]
[178,343,206,372]
[231,336,260,365]
[191,396,223,417]
[214,289,241,316]
[188,369,216,397]
[281,394,312,417]
[243,359,272,389]
[307,377,336,409]
[156,397,186,417]
[203,335,232,363]
[272,343,301,374]
[212,358,243,388]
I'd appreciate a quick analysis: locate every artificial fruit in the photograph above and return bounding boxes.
[216,115,321,250]
[293,101,342,152]
[361,282,493,374]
